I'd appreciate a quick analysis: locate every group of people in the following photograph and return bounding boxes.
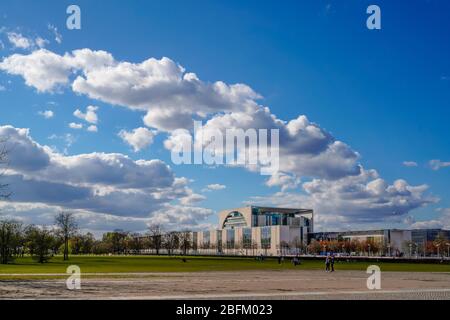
[325,253,335,272]
[277,254,302,266]
[257,253,335,270]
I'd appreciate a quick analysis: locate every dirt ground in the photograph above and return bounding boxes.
[1,270,450,300]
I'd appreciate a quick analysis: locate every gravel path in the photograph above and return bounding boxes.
[1,270,449,300]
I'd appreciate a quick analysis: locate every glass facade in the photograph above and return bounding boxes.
[250,206,312,228]
[192,232,198,250]
[223,211,247,229]
[226,229,235,249]
[212,206,314,253]
[242,228,252,248]
[217,230,222,252]
[261,226,271,249]
[203,230,210,248]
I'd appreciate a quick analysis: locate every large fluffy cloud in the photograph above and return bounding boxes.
[0,49,259,130]
[185,108,361,179]
[0,48,362,180]
[0,49,72,92]
[0,202,213,237]
[249,168,437,231]
[0,49,113,92]
[0,125,211,229]
[0,48,437,228]
[410,208,450,229]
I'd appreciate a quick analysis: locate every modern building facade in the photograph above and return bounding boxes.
[310,229,412,254]
[411,229,450,244]
[190,206,449,257]
[193,206,314,256]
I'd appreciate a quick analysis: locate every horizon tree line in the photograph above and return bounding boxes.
[0,216,195,264]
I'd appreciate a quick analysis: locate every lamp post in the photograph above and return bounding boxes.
[415,243,418,258]
[342,244,345,255]
[387,243,391,257]
[409,243,412,258]
[446,243,450,258]
[368,244,371,257]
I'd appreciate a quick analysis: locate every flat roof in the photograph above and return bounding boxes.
[311,229,408,235]
[312,228,450,235]
[251,206,313,214]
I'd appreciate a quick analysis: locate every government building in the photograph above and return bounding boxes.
[190,206,450,257]
[192,206,314,256]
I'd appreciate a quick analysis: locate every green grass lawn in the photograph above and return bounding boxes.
[0,255,449,279]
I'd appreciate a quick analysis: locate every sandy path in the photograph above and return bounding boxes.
[1,270,449,299]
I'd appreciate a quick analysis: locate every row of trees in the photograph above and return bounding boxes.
[305,238,450,257]
[0,213,194,264]
[2,214,450,263]
[0,212,77,264]
[95,227,192,256]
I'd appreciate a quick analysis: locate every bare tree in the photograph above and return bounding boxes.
[164,231,180,256]
[178,230,192,255]
[290,237,304,255]
[0,139,11,200]
[55,212,78,260]
[148,224,164,255]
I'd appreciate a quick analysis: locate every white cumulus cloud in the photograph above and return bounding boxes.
[87,125,98,132]
[429,159,450,171]
[118,127,155,152]
[0,125,212,231]
[73,105,98,124]
[403,161,418,167]
[0,48,439,227]
[202,184,226,192]
[7,32,33,49]
[69,122,83,129]
[38,110,54,119]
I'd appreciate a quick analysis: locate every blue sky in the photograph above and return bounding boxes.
[0,0,449,235]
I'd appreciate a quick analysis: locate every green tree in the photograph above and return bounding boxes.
[0,220,22,264]
[103,230,128,254]
[81,232,95,254]
[55,211,78,260]
[26,225,54,263]
[129,233,144,255]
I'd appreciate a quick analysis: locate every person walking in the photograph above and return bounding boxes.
[330,254,335,272]
[325,254,330,272]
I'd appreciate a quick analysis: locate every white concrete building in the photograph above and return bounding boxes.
[193,206,314,256]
